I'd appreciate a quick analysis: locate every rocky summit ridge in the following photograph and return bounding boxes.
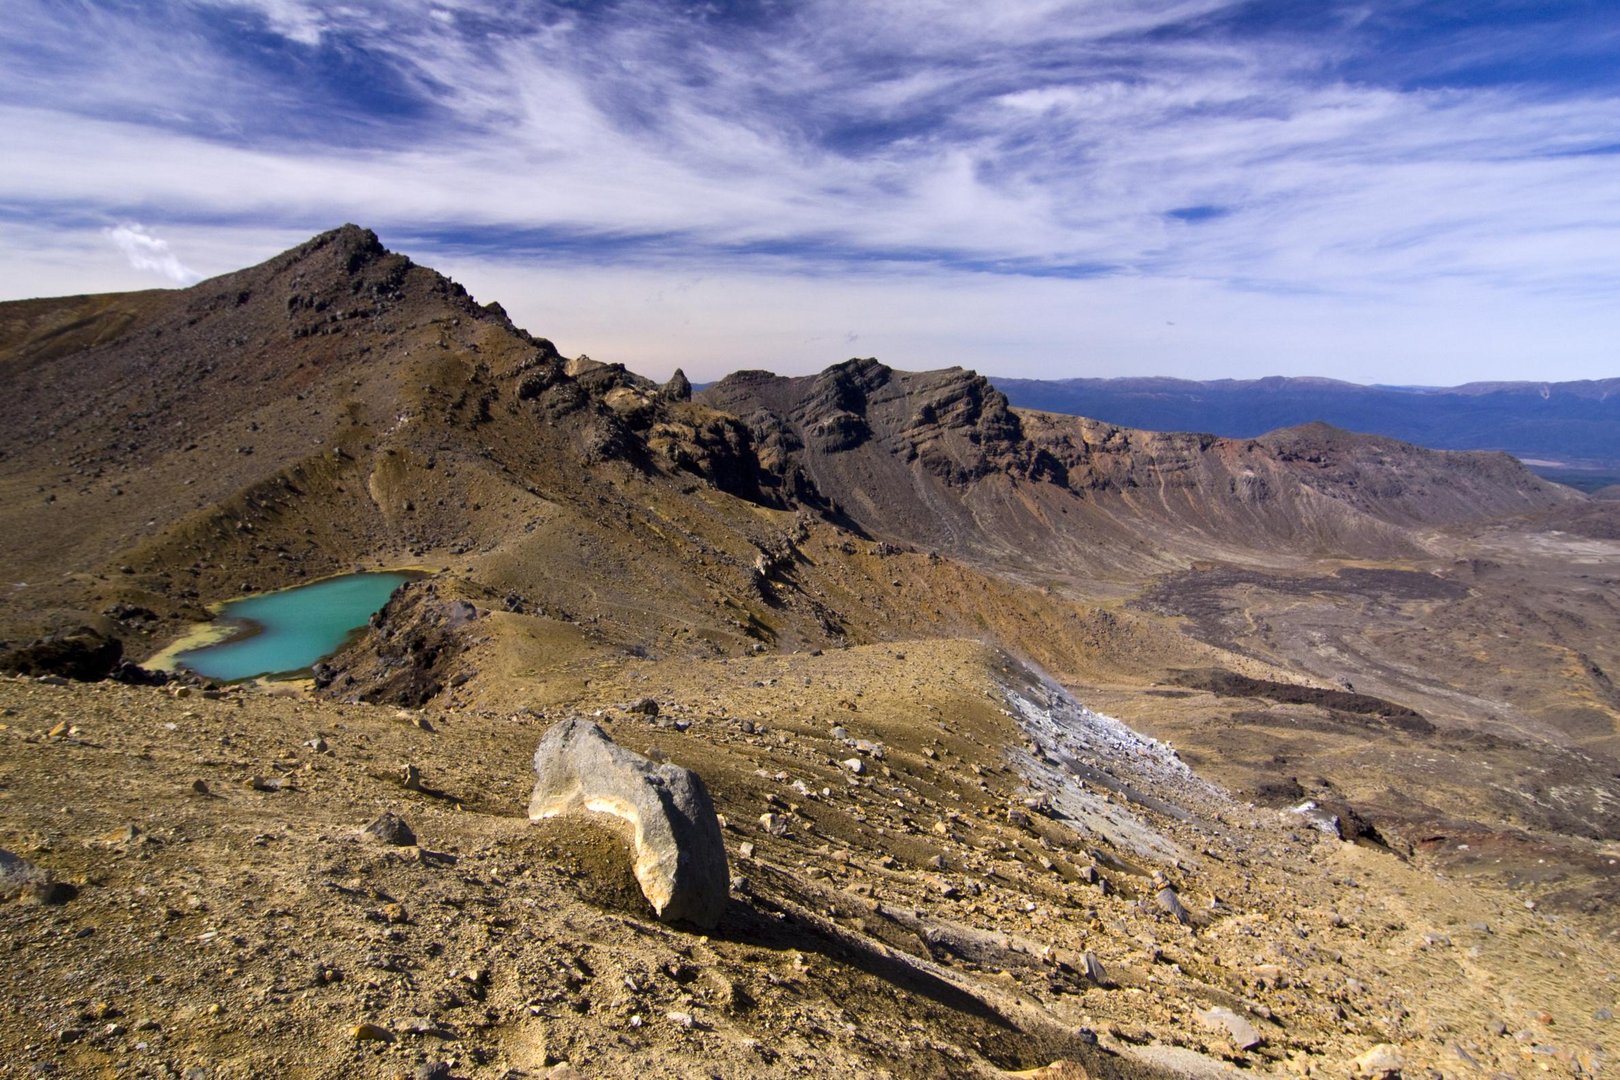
[0,227,1617,1079]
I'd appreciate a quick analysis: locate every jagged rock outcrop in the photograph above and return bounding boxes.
[529,718,729,929]
[662,368,692,402]
[0,626,122,681]
[701,357,1579,573]
[704,359,1032,485]
[315,582,473,706]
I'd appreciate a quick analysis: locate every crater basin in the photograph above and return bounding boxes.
[170,572,416,681]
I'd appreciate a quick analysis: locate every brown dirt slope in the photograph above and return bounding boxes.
[3,646,1616,1078]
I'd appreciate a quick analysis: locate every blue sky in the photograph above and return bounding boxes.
[2,0,1617,383]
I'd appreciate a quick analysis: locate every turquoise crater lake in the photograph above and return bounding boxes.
[172,572,415,682]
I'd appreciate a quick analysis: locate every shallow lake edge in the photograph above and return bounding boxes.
[144,567,432,679]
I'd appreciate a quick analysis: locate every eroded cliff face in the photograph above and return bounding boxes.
[705,359,1042,486]
[701,359,1577,576]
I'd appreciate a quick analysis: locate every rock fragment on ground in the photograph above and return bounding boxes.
[0,847,74,905]
[1196,1005,1263,1050]
[363,811,417,846]
[528,717,729,928]
[1352,1043,1404,1078]
[1008,1060,1091,1078]
[1157,885,1191,924]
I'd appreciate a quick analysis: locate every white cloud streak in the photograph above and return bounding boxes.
[103,223,202,285]
[1,0,1617,381]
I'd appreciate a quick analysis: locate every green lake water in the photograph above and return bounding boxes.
[172,572,414,681]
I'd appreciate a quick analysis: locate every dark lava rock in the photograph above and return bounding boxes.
[0,627,122,681]
[663,368,692,402]
[363,811,417,847]
[111,660,169,686]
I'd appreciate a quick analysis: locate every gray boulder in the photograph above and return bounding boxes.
[529,718,728,929]
[0,848,73,905]
[1196,1005,1263,1050]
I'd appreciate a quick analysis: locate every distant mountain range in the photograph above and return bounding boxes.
[989,375,1620,489]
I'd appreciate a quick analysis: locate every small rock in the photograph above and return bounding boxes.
[47,721,70,738]
[1251,963,1285,989]
[1011,1062,1091,1079]
[1156,886,1190,925]
[0,847,74,905]
[842,757,865,775]
[759,813,788,837]
[414,1064,452,1080]
[400,763,423,791]
[628,698,660,717]
[190,779,210,795]
[350,1022,394,1043]
[1196,1006,1263,1050]
[737,842,755,859]
[1080,951,1109,986]
[363,812,417,847]
[667,1010,696,1029]
[1352,1043,1404,1078]
[382,902,409,924]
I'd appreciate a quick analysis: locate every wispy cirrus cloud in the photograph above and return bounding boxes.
[103,223,202,285]
[0,0,1616,382]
